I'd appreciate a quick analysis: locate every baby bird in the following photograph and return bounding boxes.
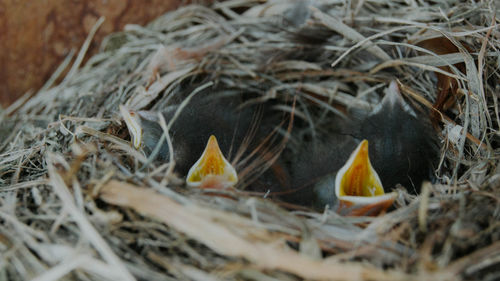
[121,81,436,216]
[121,88,286,189]
[282,81,437,214]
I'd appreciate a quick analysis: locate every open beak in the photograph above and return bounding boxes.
[186,135,238,189]
[335,140,397,216]
[120,105,143,149]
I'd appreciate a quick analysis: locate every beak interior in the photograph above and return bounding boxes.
[337,140,384,197]
[335,140,396,214]
[186,135,238,189]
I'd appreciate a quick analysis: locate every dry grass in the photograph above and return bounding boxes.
[1,1,499,280]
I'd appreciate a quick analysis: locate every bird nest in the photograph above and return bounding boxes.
[1,1,499,280]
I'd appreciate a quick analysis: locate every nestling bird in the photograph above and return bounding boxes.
[121,81,437,215]
[121,87,287,190]
[280,81,437,214]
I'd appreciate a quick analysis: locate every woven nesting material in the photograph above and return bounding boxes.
[0,1,498,280]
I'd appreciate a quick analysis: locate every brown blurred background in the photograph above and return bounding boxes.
[0,0,191,107]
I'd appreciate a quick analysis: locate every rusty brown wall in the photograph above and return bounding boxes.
[0,0,188,106]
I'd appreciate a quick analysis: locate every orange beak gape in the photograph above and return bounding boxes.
[186,135,238,189]
[335,140,397,216]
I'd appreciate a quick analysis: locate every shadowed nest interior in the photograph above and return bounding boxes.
[0,1,499,281]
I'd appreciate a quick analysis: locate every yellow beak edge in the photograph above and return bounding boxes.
[120,105,143,149]
[335,140,397,216]
[186,135,238,189]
